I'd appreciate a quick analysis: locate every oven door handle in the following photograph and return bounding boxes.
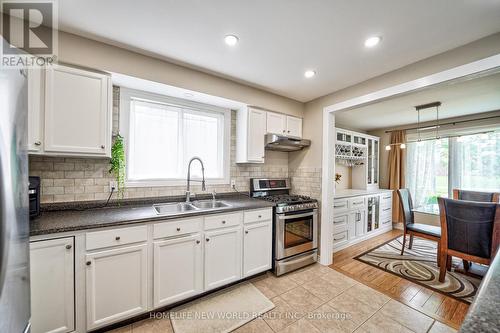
[277,211,316,220]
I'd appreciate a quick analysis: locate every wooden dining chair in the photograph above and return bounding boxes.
[437,197,500,282]
[452,189,500,203]
[397,189,442,258]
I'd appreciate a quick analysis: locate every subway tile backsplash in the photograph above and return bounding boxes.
[29,87,289,203]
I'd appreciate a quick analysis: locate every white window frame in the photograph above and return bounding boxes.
[120,87,231,187]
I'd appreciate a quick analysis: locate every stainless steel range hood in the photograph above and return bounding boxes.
[265,134,311,152]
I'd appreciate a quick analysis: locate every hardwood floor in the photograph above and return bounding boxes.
[330,229,469,330]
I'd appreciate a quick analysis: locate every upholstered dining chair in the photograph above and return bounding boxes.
[452,189,499,271]
[397,189,442,258]
[452,189,500,203]
[437,197,500,282]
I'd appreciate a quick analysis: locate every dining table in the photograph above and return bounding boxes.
[412,203,440,226]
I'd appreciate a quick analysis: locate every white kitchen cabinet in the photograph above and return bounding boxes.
[266,112,286,135]
[44,64,112,157]
[30,237,74,333]
[243,220,272,277]
[204,226,242,290]
[236,106,266,163]
[28,68,44,153]
[266,112,302,138]
[153,234,203,308]
[366,137,379,189]
[86,244,148,330]
[333,192,392,252]
[286,116,302,138]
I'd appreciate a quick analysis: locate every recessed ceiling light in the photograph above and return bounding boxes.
[364,36,381,48]
[304,70,316,78]
[224,35,239,46]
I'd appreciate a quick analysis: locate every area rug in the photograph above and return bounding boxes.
[170,282,275,333]
[355,236,482,303]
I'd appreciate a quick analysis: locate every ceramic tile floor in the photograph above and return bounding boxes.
[107,264,458,333]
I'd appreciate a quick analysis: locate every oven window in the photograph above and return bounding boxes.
[284,217,313,248]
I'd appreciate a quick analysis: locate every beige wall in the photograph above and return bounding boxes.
[58,32,304,117]
[289,33,500,173]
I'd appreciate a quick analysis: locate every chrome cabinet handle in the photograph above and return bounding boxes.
[258,215,262,218]
[206,238,210,242]
[66,244,72,250]
[196,240,200,244]
[100,145,105,149]
[86,261,91,266]
[176,227,181,231]
[334,235,346,241]
[383,208,391,211]
[221,220,226,224]
[34,141,41,146]
[245,230,249,234]
[115,236,120,241]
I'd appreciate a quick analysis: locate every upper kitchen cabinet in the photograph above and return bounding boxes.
[266,111,302,138]
[337,128,379,190]
[236,106,266,163]
[28,64,113,157]
[45,65,112,157]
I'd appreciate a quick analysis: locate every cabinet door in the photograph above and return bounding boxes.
[86,244,148,330]
[247,108,266,162]
[153,234,203,308]
[266,112,286,135]
[204,226,242,290]
[243,221,272,277]
[355,210,366,237]
[286,116,302,138]
[348,212,357,240]
[44,65,111,156]
[30,237,74,333]
[28,68,44,153]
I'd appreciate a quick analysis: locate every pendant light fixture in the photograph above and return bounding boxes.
[415,101,442,145]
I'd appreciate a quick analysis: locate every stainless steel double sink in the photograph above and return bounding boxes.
[153,200,232,216]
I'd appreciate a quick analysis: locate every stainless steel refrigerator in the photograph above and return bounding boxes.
[0,37,31,333]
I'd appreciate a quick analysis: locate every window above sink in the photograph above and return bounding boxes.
[120,88,231,187]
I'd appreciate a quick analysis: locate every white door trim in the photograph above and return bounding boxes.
[319,54,500,266]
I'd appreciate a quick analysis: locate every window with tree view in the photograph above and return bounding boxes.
[406,131,500,207]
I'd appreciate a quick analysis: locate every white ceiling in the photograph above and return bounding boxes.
[58,0,500,102]
[335,71,500,131]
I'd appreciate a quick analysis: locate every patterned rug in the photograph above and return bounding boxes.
[355,236,482,303]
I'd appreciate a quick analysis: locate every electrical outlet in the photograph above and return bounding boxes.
[230,179,236,188]
[109,180,117,192]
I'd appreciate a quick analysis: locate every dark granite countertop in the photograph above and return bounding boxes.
[30,193,274,236]
[459,253,500,333]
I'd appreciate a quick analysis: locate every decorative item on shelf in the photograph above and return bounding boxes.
[335,173,342,184]
[109,133,126,201]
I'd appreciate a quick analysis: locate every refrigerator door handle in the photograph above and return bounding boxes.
[0,146,8,297]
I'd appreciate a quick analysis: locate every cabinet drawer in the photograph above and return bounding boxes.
[380,193,393,207]
[333,214,348,232]
[333,231,348,246]
[333,199,349,211]
[348,197,365,209]
[244,208,272,224]
[381,216,392,226]
[153,217,202,239]
[204,212,242,230]
[380,206,392,218]
[86,225,147,251]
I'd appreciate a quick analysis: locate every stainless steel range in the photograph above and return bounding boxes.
[250,178,318,275]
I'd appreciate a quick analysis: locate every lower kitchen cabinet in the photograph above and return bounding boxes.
[204,226,242,290]
[85,243,148,330]
[30,237,75,333]
[153,233,203,308]
[243,220,272,277]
